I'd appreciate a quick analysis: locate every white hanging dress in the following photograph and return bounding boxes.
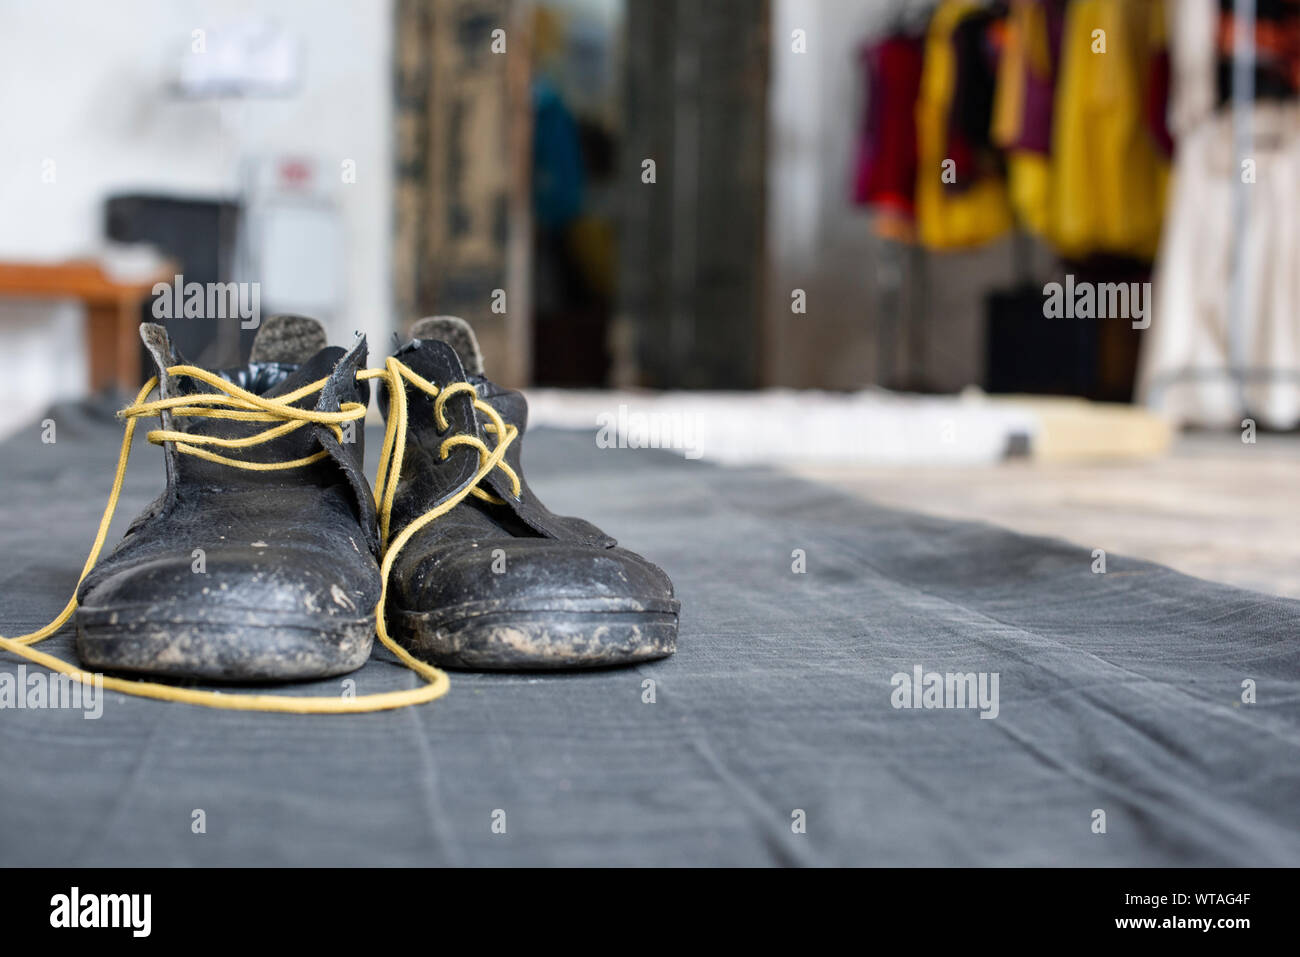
[1138,103,1300,429]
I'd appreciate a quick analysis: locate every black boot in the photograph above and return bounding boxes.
[74,316,382,682]
[377,316,679,669]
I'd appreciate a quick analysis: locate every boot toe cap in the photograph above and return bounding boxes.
[75,546,378,681]
[388,539,679,669]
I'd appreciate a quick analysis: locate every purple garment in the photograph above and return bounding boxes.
[1012,0,1068,155]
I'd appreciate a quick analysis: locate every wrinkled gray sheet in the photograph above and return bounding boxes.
[1,409,1297,866]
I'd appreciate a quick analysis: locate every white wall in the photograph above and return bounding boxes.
[0,0,394,429]
[765,0,878,389]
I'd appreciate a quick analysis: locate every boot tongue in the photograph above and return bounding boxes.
[244,314,342,399]
[250,314,329,365]
[142,314,332,386]
[410,315,484,376]
[140,316,344,407]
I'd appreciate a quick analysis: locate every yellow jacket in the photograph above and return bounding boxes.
[1045,0,1169,259]
[915,0,1015,250]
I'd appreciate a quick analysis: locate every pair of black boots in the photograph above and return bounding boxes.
[72,315,678,686]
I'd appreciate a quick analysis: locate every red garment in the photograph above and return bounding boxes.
[852,35,924,218]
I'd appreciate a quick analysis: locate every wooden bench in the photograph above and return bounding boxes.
[0,260,173,395]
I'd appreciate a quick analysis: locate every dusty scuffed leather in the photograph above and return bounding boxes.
[73,323,381,681]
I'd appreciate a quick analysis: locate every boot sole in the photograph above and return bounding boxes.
[75,605,374,682]
[391,597,678,670]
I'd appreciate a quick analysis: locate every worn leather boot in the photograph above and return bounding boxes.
[377,316,679,669]
[74,316,382,681]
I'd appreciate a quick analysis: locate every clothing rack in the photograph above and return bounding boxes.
[870,0,1300,414]
[870,0,1029,393]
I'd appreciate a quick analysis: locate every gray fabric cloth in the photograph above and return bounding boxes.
[1,410,1297,866]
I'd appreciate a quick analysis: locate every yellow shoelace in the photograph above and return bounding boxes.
[0,359,519,714]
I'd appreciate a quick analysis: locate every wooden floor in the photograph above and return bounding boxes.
[793,431,1300,600]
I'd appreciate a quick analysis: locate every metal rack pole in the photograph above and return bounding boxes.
[1229,0,1256,414]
